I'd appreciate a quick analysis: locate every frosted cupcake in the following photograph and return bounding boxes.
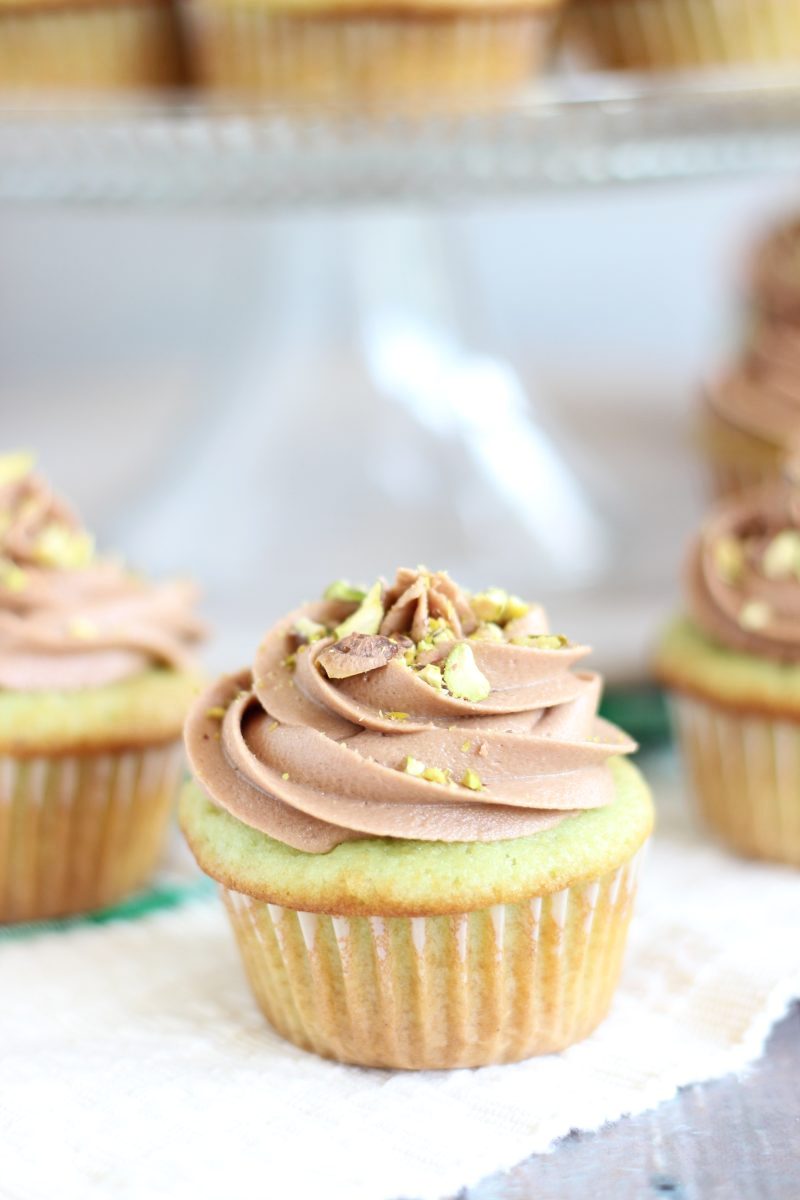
[181,0,563,107]
[0,0,183,91]
[656,484,800,866]
[751,216,800,326]
[181,567,652,1069]
[702,326,800,500]
[568,0,800,70]
[0,453,205,922]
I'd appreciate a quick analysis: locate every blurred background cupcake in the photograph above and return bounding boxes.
[700,215,800,500]
[701,329,800,500]
[567,0,800,70]
[0,452,205,922]
[180,0,564,106]
[656,482,800,867]
[0,0,185,91]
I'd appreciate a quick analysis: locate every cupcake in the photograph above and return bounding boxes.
[656,484,800,866]
[752,216,800,327]
[0,0,184,91]
[568,0,800,70]
[180,0,563,107]
[702,326,800,500]
[181,567,652,1069]
[0,452,205,923]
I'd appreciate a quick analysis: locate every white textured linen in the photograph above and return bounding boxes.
[2,756,800,1200]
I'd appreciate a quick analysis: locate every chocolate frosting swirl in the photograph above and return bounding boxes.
[752,217,800,323]
[707,325,800,452]
[185,567,636,853]
[688,484,800,662]
[0,453,205,691]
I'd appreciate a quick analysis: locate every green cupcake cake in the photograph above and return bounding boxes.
[0,452,205,922]
[181,567,653,1069]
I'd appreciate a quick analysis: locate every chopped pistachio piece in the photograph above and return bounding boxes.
[0,450,34,488]
[739,600,771,631]
[401,755,426,777]
[714,535,745,584]
[461,769,483,791]
[461,740,472,753]
[206,706,226,720]
[421,766,450,785]
[470,588,508,624]
[403,647,417,666]
[268,721,279,732]
[0,558,27,592]
[762,530,800,581]
[334,580,383,639]
[504,594,529,621]
[283,653,297,672]
[33,523,94,569]
[293,616,327,643]
[512,634,569,650]
[324,579,367,603]
[443,643,491,703]
[68,617,98,640]
[469,622,504,643]
[417,663,444,691]
[385,711,410,721]
[281,772,290,781]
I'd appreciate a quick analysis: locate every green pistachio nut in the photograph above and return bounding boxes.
[417,664,444,690]
[443,643,491,702]
[503,594,530,621]
[334,581,383,639]
[0,450,35,488]
[293,616,327,643]
[33,523,94,569]
[762,530,800,582]
[0,557,27,592]
[713,536,745,584]
[324,580,367,603]
[470,588,508,624]
[421,766,450,785]
[468,622,504,643]
[512,634,569,650]
[739,600,771,631]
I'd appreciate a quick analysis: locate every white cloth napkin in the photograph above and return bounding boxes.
[3,754,800,1200]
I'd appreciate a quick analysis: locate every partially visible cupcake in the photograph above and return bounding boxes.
[0,0,184,91]
[0,452,205,922]
[701,325,800,500]
[181,0,563,107]
[568,0,800,70]
[181,566,652,1069]
[656,484,800,866]
[751,216,800,327]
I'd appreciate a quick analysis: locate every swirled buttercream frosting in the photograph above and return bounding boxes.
[688,484,800,662]
[185,567,636,853]
[0,452,205,691]
[707,325,800,451]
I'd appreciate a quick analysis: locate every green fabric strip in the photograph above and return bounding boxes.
[0,877,214,941]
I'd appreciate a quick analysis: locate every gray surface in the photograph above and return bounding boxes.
[457,1004,799,1200]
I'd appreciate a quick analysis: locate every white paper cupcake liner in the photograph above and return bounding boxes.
[221,843,647,1069]
[673,693,800,866]
[0,1,183,90]
[181,2,556,106]
[0,741,185,923]
[570,0,800,69]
